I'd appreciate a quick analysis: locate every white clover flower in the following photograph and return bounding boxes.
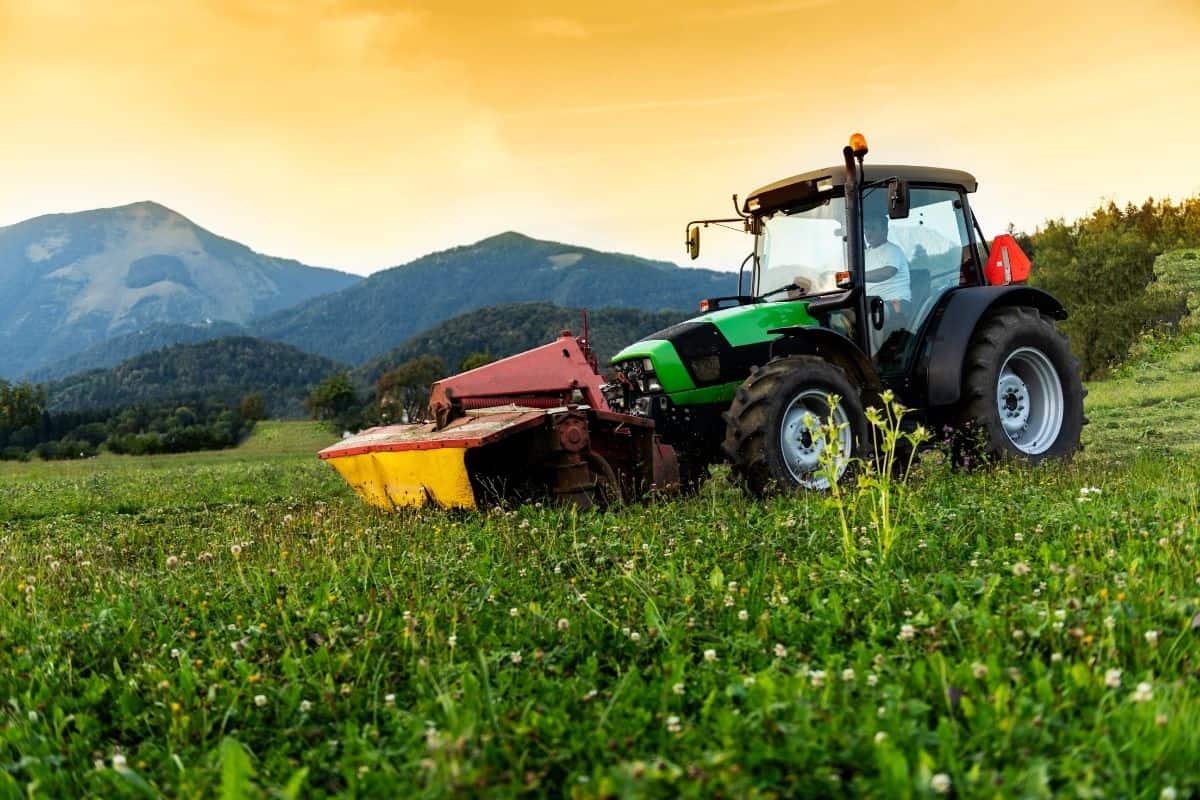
[841,668,855,682]
[166,555,179,569]
[1131,682,1153,703]
[300,700,312,713]
[510,651,522,665]
[972,662,988,679]
[447,635,457,648]
[704,648,717,662]
[867,673,878,687]
[27,710,37,722]
[874,731,887,744]
[630,631,641,643]
[743,675,756,687]
[672,682,685,695]
[254,694,267,707]
[230,544,242,557]
[809,670,826,687]
[1105,668,1122,688]
[1144,630,1159,646]
[1013,532,1024,542]
[509,607,519,617]
[931,773,951,794]
[773,643,787,658]
[384,693,395,706]
[898,624,916,642]
[557,618,570,631]
[666,715,681,733]
[112,753,127,770]
[1161,788,1177,800]
[1012,562,1031,577]
[170,648,181,659]
[737,609,749,622]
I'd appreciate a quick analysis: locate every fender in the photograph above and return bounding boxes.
[768,326,885,402]
[921,286,1067,407]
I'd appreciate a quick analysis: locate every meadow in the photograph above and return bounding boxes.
[1,342,1198,798]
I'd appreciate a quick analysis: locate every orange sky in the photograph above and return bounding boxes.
[2,0,1199,275]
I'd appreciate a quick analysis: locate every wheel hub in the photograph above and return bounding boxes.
[995,346,1064,455]
[780,392,851,489]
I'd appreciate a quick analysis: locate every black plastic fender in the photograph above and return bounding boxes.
[922,286,1067,407]
[767,326,885,402]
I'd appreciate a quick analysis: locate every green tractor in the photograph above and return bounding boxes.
[604,133,1085,491]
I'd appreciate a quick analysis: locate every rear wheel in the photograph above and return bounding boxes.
[959,306,1084,461]
[722,356,869,494]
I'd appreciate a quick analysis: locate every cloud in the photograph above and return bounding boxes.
[524,16,590,38]
[690,0,835,20]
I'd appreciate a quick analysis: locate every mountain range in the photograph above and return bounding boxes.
[0,202,358,378]
[1,203,731,380]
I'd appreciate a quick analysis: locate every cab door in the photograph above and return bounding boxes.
[862,185,979,376]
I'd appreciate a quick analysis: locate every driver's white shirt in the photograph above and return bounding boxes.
[866,241,911,302]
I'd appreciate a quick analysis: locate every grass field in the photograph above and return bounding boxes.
[2,354,1199,797]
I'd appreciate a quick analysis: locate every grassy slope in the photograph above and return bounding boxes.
[1,350,1198,797]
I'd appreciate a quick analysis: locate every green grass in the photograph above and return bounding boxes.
[1,375,1199,797]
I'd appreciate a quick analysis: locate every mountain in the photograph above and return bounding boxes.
[45,336,345,418]
[252,232,733,365]
[0,201,360,379]
[28,320,249,382]
[355,302,691,386]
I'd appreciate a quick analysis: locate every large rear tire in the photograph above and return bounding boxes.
[959,306,1084,462]
[722,356,870,494]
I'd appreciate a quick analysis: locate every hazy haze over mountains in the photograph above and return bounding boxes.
[0,202,358,379]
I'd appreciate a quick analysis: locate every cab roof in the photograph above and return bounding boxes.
[743,164,978,215]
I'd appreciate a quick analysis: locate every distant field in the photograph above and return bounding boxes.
[1,354,1198,797]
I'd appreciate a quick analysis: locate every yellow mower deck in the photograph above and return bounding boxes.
[318,406,549,510]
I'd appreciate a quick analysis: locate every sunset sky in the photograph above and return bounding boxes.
[2,0,1198,275]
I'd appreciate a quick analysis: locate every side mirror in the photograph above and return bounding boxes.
[687,226,700,260]
[888,178,910,219]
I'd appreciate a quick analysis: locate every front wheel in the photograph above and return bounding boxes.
[722,356,870,494]
[959,306,1085,461]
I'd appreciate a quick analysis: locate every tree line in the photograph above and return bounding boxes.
[0,378,263,461]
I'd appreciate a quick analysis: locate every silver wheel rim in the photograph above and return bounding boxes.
[996,346,1064,455]
[780,390,852,489]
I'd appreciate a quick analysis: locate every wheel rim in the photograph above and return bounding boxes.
[779,390,852,489]
[996,346,1064,455]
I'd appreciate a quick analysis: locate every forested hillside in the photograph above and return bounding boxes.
[355,302,690,386]
[46,337,344,418]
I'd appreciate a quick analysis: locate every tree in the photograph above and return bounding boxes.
[458,351,493,372]
[239,393,266,421]
[306,373,359,430]
[0,380,47,432]
[376,356,445,423]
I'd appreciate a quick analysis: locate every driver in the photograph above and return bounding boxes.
[864,212,911,314]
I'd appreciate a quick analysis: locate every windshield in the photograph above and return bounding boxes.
[754,195,847,302]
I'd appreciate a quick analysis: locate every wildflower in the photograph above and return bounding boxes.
[510,651,522,665]
[1155,713,1168,727]
[1051,652,1063,663]
[1104,668,1122,688]
[1012,562,1031,577]
[931,773,951,794]
[809,669,826,687]
[384,693,395,707]
[1012,628,1025,640]
[557,618,570,631]
[1161,788,1177,800]
[703,648,717,662]
[1144,630,1159,646]
[300,699,312,713]
[773,643,787,658]
[672,682,685,695]
[737,609,749,622]
[666,715,681,733]
[630,631,641,643]
[972,662,988,679]
[112,753,127,770]
[254,694,267,707]
[743,675,755,687]
[230,544,241,558]
[1013,532,1024,542]
[27,710,37,722]
[509,607,519,617]
[447,635,457,648]
[898,624,916,642]
[841,668,855,683]
[166,555,179,569]
[1131,682,1153,703]
[874,731,887,744]
[170,648,181,659]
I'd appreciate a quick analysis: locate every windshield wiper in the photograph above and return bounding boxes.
[755,284,807,301]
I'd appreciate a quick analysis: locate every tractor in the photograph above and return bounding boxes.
[320,133,1085,510]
